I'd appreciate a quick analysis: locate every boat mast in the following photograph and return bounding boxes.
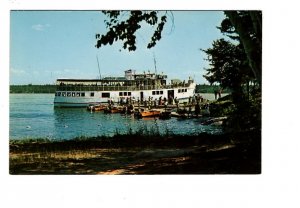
[96,55,102,80]
[153,52,157,75]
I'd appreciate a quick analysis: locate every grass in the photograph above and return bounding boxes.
[9,129,261,175]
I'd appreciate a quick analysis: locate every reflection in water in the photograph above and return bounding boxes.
[10,94,223,140]
[53,108,223,139]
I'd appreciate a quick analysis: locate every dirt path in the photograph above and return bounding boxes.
[10,143,260,174]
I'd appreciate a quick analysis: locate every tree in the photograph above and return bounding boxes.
[223,11,262,87]
[202,11,262,96]
[202,11,262,132]
[95,11,170,51]
[202,38,253,90]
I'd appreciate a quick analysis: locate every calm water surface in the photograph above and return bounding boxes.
[9,94,223,140]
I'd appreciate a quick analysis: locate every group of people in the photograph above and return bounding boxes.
[108,94,206,106]
[105,92,211,117]
[188,94,204,105]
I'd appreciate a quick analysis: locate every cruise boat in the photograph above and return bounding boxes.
[54,69,196,107]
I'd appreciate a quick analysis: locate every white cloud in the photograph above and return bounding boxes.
[50,68,98,79]
[32,70,40,75]
[10,68,26,75]
[63,69,74,73]
[31,24,50,31]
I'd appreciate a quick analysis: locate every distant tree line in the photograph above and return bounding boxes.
[10,84,56,93]
[10,84,227,94]
[195,84,230,94]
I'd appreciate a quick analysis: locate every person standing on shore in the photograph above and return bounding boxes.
[188,105,192,118]
[195,102,200,117]
[214,89,218,100]
[173,97,178,112]
[192,95,196,105]
[218,88,222,98]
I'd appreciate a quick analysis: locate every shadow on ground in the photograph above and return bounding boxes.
[9,132,261,174]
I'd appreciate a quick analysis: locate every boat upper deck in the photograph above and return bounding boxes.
[56,82,194,92]
[56,70,194,92]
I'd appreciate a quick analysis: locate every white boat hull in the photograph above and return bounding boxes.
[54,83,196,108]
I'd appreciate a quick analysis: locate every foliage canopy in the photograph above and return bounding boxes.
[202,11,262,132]
[202,11,262,89]
[96,11,169,51]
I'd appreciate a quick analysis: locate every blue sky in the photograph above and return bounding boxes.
[10,11,226,85]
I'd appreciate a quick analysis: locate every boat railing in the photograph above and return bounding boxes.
[56,83,191,92]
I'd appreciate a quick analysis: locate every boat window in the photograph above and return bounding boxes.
[119,92,123,96]
[124,92,128,96]
[76,92,80,97]
[62,92,66,97]
[128,92,131,96]
[90,92,94,97]
[152,91,155,95]
[102,92,110,98]
[67,92,71,97]
[72,92,75,97]
[81,92,85,97]
[160,91,163,94]
[178,89,181,93]
[58,92,61,96]
[185,89,187,92]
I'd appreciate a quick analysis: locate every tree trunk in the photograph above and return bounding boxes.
[224,11,262,87]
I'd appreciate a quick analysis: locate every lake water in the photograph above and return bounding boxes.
[9,93,223,140]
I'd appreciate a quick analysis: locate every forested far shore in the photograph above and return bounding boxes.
[9,84,230,94]
[10,84,57,93]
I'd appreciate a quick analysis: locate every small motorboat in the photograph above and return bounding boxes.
[140,110,161,117]
[201,117,227,125]
[87,104,106,112]
[104,106,122,113]
[110,107,122,113]
[120,105,135,114]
